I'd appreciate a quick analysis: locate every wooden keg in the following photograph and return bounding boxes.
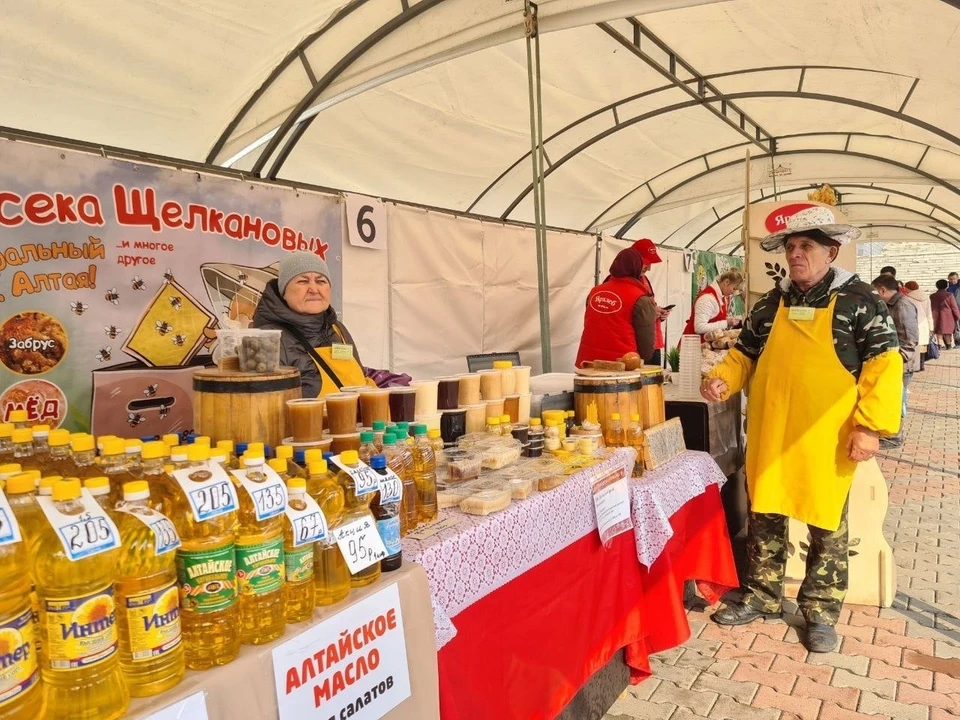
[573,367,665,433]
[637,367,665,429]
[193,366,301,449]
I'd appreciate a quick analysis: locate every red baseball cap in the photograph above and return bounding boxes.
[630,238,663,264]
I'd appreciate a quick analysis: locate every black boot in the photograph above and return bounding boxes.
[712,601,781,626]
[804,623,838,653]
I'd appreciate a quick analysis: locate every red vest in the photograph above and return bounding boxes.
[683,284,728,337]
[575,277,650,367]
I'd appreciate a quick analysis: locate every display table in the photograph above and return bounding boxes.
[405,450,737,720]
[126,564,440,720]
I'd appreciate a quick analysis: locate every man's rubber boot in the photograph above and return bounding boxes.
[712,602,781,626]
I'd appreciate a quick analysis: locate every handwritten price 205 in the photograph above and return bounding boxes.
[64,515,114,552]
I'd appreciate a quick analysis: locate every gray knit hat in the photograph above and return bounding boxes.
[278,251,331,295]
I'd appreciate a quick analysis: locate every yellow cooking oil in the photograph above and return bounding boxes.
[10,430,38,475]
[41,430,73,477]
[4,472,45,664]
[0,423,15,464]
[62,435,102,481]
[139,442,170,513]
[282,478,316,624]
[232,455,286,645]
[98,439,138,507]
[306,461,350,607]
[34,478,128,720]
[336,450,381,588]
[114,481,185,697]
[267,458,291,484]
[83,477,115,517]
[0,484,45,720]
[166,444,240,670]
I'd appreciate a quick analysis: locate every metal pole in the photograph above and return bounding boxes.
[524,1,552,372]
[594,234,602,286]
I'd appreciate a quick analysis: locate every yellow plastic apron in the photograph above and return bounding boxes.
[312,326,373,398]
[745,296,858,531]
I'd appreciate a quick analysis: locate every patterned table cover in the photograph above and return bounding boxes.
[403,449,726,648]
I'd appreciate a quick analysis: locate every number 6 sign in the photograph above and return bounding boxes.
[345,193,387,250]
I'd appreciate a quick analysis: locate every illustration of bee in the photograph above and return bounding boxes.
[103,325,122,339]
[163,268,175,283]
[158,405,170,420]
[172,333,187,347]
[96,346,112,362]
[143,384,159,397]
[132,275,146,291]
[127,412,146,427]
[155,321,173,336]
[105,288,120,305]
[169,295,183,311]
[238,271,248,286]
[70,301,89,316]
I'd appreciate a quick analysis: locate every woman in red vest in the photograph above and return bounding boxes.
[575,248,658,367]
[683,268,745,338]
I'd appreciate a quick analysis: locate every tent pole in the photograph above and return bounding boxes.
[524,1,552,373]
[594,234,602,286]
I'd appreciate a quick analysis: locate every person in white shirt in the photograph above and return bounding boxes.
[683,268,745,337]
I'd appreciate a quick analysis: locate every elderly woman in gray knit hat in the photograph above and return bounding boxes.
[252,251,370,397]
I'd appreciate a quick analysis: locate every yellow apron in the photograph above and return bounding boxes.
[312,326,374,398]
[745,296,858,531]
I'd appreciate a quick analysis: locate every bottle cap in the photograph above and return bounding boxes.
[186,444,209,462]
[162,434,180,447]
[493,360,513,368]
[263,445,274,459]
[125,439,142,454]
[170,445,190,462]
[70,434,96,453]
[275,445,293,461]
[304,449,324,464]
[395,422,409,433]
[294,449,306,464]
[0,423,13,438]
[370,455,387,470]
[32,424,51,438]
[567,411,575,417]
[544,419,557,426]
[210,451,227,464]
[382,434,397,446]
[372,421,386,432]
[24,470,41,486]
[12,428,33,444]
[308,460,328,475]
[141,441,166,460]
[39,476,61,495]
[248,442,265,454]
[217,440,235,453]
[487,417,500,425]
[83,476,110,496]
[100,438,125,456]
[242,454,265,467]
[413,424,427,436]
[122,481,150,501]
[0,463,22,478]
[340,450,359,465]
[427,428,441,438]
[193,436,211,448]
[48,429,71,447]
[6,473,36,494]
[631,413,640,422]
[529,418,542,426]
[360,431,375,443]
[267,458,287,474]
[500,414,510,423]
[8,410,28,424]
[287,478,307,492]
[235,442,249,455]
[53,478,82,501]
[611,413,621,421]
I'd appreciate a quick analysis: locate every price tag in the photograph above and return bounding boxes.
[171,462,239,523]
[0,489,22,546]
[284,494,329,547]
[116,505,181,555]
[590,467,633,548]
[332,455,380,496]
[36,489,120,561]
[377,468,403,504]
[344,193,387,250]
[333,516,388,574]
[231,465,289,521]
[143,691,209,720]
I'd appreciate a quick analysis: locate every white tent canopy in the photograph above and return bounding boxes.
[2,0,960,252]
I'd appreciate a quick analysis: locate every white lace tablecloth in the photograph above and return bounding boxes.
[403,449,726,649]
[630,450,728,568]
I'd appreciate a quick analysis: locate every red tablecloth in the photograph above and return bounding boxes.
[437,484,737,720]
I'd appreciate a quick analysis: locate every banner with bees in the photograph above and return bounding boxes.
[0,139,343,432]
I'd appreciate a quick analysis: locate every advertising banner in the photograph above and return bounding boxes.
[0,139,343,433]
[691,251,745,317]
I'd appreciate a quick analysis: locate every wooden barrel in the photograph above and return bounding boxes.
[193,367,301,449]
[573,368,665,434]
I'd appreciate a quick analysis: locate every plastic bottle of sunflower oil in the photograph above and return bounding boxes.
[305,461,350,607]
[232,455,286,644]
[282,478,316,624]
[0,482,45,720]
[34,478,128,720]
[336,450,382,588]
[113,480,185,697]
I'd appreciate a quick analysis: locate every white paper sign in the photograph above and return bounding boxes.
[334,516,388,574]
[333,456,380,496]
[116,505,181,555]
[171,462,239,523]
[36,489,120,561]
[143,691,209,720]
[232,466,289,521]
[273,583,410,720]
[591,467,633,548]
[377,469,403,505]
[345,193,387,250]
[284,494,329,547]
[0,489,22,546]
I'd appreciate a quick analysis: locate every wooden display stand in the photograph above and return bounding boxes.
[784,459,896,607]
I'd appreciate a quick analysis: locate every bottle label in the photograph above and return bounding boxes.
[171,462,239,523]
[123,580,182,662]
[36,491,120,561]
[43,587,118,670]
[0,607,40,707]
[285,545,314,584]
[284,495,328,547]
[331,456,380,496]
[116,505,181,555]
[376,516,402,557]
[176,545,237,614]
[231,466,288,521]
[0,489,22,546]
[236,536,284,596]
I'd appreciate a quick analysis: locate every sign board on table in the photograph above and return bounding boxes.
[591,466,633,548]
[0,139,343,435]
[273,583,411,720]
[345,194,387,250]
[142,691,209,720]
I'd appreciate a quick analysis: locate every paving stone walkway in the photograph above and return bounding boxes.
[605,348,960,720]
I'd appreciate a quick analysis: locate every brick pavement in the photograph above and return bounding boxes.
[604,348,960,720]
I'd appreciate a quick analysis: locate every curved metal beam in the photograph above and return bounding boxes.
[498,90,960,221]
[614,148,960,238]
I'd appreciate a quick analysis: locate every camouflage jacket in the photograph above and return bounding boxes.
[736,268,899,379]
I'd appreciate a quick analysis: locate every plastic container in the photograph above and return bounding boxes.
[388,387,417,423]
[409,380,439,416]
[485,398,505,420]
[512,366,532,395]
[328,432,362,455]
[457,374,482,406]
[305,462,350,607]
[436,378,460,411]
[358,389,391,427]
[463,403,487,435]
[477,370,503,400]
[286,398,325,443]
[438,448,482,484]
[440,409,467,447]
[237,329,282,373]
[325,393,360,435]
[414,412,442,433]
